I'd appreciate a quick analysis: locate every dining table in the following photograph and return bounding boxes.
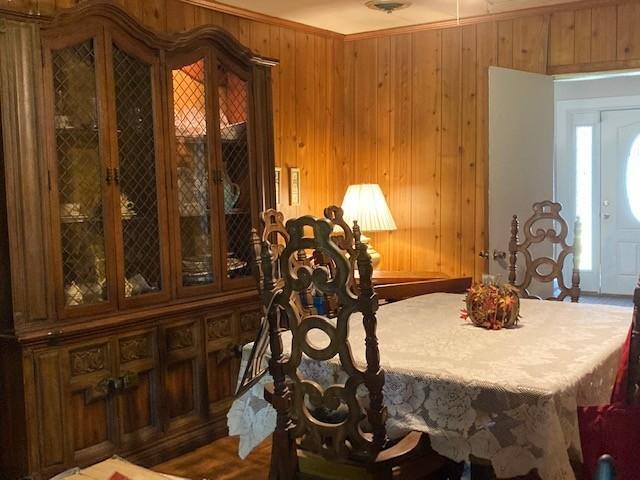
[227,292,632,480]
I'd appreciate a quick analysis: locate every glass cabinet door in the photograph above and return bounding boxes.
[170,54,220,295]
[216,61,254,285]
[111,42,169,304]
[50,38,114,313]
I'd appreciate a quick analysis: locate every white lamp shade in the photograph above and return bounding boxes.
[341,184,397,232]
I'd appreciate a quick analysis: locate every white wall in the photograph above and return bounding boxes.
[555,74,640,101]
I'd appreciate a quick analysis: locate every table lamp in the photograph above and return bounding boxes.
[341,183,397,269]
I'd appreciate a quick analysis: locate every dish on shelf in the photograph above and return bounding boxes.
[120,195,137,219]
[182,259,212,273]
[183,254,212,272]
[125,273,157,297]
[60,214,91,224]
[182,271,214,285]
[55,115,73,129]
[65,281,105,306]
[220,121,246,141]
[224,208,249,215]
[226,254,247,272]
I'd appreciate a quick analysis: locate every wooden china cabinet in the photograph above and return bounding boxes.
[0,3,275,479]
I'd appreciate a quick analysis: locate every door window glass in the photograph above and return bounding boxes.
[576,125,593,270]
[627,134,640,224]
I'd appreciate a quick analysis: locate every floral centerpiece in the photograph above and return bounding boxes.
[461,282,520,329]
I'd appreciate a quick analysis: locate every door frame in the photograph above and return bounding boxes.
[555,94,640,293]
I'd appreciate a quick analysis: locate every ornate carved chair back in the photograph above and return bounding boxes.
[508,200,581,302]
[252,207,357,312]
[259,208,388,469]
[629,284,640,405]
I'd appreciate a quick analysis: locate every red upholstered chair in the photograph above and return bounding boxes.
[578,285,640,479]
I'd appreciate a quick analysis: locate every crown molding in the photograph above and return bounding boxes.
[0,8,52,23]
[344,0,633,41]
[179,0,345,39]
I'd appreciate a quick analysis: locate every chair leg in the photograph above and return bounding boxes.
[470,462,496,480]
[269,429,299,480]
[446,461,466,480]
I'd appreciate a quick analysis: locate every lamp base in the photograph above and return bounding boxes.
[358,233,381,269]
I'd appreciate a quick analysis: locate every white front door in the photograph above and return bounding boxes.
[601,109,640,294]
[488,67,555,296]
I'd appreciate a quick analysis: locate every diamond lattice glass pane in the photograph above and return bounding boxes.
[113,45,162,297]
[219,65,252,279]
[173,60,215,287]
[52,40,108,307]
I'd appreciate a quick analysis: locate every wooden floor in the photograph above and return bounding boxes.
[154,436,271,480]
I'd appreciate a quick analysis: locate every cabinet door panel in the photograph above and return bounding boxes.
[44,32,118,318]
[166,361,196,418]
[65,341,118,465]
[162,320,205,430]
[34,350,67,473]
[119,370,152,433]
[205,312,238,414]
[215,59,256,290]
[70,392,111,452]
[116,330,160,447]
[107,33,170,308]
[168,50,223,298]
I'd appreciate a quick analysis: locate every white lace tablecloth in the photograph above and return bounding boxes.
[227,293,631,479]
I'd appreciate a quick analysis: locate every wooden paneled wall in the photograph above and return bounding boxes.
[344,16,548,278]
[345,0,640,278]
[5,0,640,279]
[548,1,640,73]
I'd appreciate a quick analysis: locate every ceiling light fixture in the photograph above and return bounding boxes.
[365,0,412,14]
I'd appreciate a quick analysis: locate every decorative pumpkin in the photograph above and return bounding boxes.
[461,282,520,330]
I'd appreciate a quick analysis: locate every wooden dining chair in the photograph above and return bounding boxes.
[255,206,462,480]
[508,200,581,302]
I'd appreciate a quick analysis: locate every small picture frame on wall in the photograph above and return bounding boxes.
[289,167,301,206]
[274,167,281,206]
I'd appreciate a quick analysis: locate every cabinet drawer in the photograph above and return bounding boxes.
[162,319,205,429]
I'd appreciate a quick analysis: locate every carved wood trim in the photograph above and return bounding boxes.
[166,325,195,351]
[240,310,261,333]
[508,200,581,302]
[344,0,636,41]
[207,316,232,341]
[41,1,277,67]
[70,344,108,376]
[179,0,343,39]
[119,335,152,363]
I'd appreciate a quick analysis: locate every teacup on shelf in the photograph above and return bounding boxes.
[60,202,82,218]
